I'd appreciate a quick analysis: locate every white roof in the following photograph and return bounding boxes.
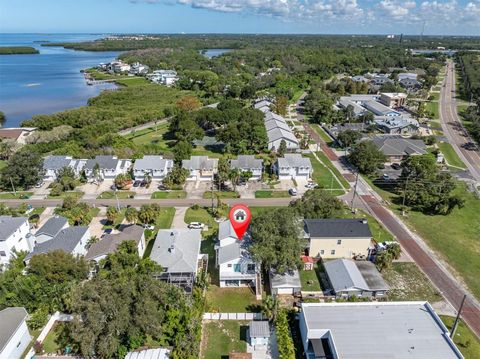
[134,156,172,171]
[277,154,311,168]
[125,348,170,359]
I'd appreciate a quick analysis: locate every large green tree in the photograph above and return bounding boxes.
[347,140,387,174]
[1,151,43,190]
[291,189,344,219]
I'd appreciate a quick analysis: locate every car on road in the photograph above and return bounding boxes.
[289,188,298,196]
[188,222,205,230]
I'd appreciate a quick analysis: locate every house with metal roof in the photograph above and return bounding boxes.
[125,348,170,359]
[0,307,31,359]
[0,216,32,268]
[248,321,270,347]
[229,155,263,181]
[267,127,299,151]
[269,269,301,296]
[150,229,206,292]
[133,155,173,181]
[215,220,259,291]
[274,154,312,180]
[253,99,273,113]
[84,155,132,180]
[85,225,145,263]
[34,215,69,244]
[182,156,218,181]
[363,100,401,116]
[324,259,389,298]
[304,219,373,259]
[374,116,420,135]
[299,302,464,359]
[372,136,426,162]
[400,77,422,91]
[25,226,90,263]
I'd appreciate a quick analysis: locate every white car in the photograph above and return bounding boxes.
[143,224,155,230]
[188,222,205,230]
[289,188,298,196]
[305,182,317,189]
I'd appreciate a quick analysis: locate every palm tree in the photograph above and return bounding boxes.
[260,295,278,322]
[228,168,241,192]
[376,251,393,272]
[387,243,401,260]
[125,207,138,224]
[143,173,152,187]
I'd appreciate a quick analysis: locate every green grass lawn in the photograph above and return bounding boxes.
[312,124,334,145]
[441,315,480,359]
[249,206,283,217]
[299,268,322,291]
[438,142,466,169]
[203,191,239,199]
[0,191,32,199]
[155,207,176,229]
[426,101,439,119]
[126,124,172,151]
[102,209,126,230]
[42,322,67,354]
[97,191,135,199]
[202,321,248,359]
[151,190,187,199]
[185,207,218,236]
[0,160,6,170]
[48,191,84,199]
[382,262,443,303]
[206,287,261,312]
[315,151,350,189]
[254,190,290,198]
[306,153,345,195]
[430,92,440,101]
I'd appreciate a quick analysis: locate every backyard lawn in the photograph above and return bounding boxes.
[126,124,172,151]
[206,287,261,313]
[438,142,466,169]
[299,268,322,291]
[97,191,135,199]
[184,206,218,236]
[202,321,248,359]
[441,315,480,359]
[255,190,290,198]
[0,191,32,199]
[151,190,186,199]
[42,322,68,354]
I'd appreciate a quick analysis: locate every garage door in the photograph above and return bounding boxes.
[277,287,293,295]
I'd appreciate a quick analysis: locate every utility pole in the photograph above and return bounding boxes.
[350,172,359,213]
[450,294,467,339]
[402,176,409,216]
[9,177,16,196]
[114,188,120,211]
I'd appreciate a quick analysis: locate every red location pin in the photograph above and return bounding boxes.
[229,204,251,241]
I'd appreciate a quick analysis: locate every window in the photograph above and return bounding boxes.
[234,264,241,272]
[227,264,232,268]
[247,264,255,271]
[0,251,6,257]
[337,240,342,245]
[331,250,336,255]
[16,341,21,348]
[320,250,324,255]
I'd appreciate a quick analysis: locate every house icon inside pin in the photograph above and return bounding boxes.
[235,210,246,222]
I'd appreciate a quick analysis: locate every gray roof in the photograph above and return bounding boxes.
[0,216,28,241]
[26,226,88,261]
[374,116,420,131]
[363,100,400,116]
[35,216,68,238]
[150,229,202,273]
[267,127,298,144]
[217,220,253,264]
[182,156,218,170]
[85,155,119,170]
[218,242,242,264]
[373,136,426,156]
[264,111,286,123]
[304,219,372,238]
[85,225,144,261]
[218,220,238,241]
[133,156,172,172]
[230,155,263,171]
[300,302,463,359]
[0,307,29,353]
[249,321,270,338]
[265,118,291,132]
[324,259,374,293]
[270,269,301,289]
[337,99,366,116]
[355,260,389,291]
[125,348,170,359]
[254,100,272,110]
[277,154,311,169]
[43,155,72,170]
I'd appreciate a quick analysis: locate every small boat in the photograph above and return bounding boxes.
[24,83,41,87]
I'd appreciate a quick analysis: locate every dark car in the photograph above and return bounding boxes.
[133,180,141,187]
[391,163,401,170]
[110,184,118,190]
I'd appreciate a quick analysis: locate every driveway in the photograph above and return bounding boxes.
[79,180,113,199]
[171,207,188,229]
[132,180,160,199]
[89,216,107,238]
[185,181,211,199]
[237,181,264,199]
[30,181,52,200]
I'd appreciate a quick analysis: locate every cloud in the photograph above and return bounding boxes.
[379,0,416,20]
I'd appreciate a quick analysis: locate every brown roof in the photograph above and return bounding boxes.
[229,353,252,359]
[85,224,144,261]
[0,129,23,140]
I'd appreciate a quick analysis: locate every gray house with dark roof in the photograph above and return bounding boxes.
[182,156,218,181]
[230,155,263,181]
[150,229,207,292]
[0,307,31,359]
[34,215,69,244]
[372,136,426,163]
[324,259,389,298]
[304,219,373,259]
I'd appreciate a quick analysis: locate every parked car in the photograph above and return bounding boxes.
[35,181,44,188]
[305,182,318,189]
[391,163,401,170]
[188,222,205,230]
[289,188,298,196]
[143,224,155,230]
[133,180,142,187]
[110,184,118,190]
[382,174,390,181]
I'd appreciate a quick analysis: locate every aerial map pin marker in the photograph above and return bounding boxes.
[229,204,251,240]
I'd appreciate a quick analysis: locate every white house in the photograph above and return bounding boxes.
[125,348,170,359]
[249,321,270,348]
[274,154,312,180]
[0,217,32,268]
[84,155,132,180]
[215,220,259,289]
[149,70,178,86]
[0,307,32,359]
[182,156,218,181]
[230,155,263,181]
[269,269,302,296]
[25,227,90,264]
[34,215,69,244]
[133,156,173,181]
[43,156,87,181]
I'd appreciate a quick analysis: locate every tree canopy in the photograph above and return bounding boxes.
[347,140,387,174]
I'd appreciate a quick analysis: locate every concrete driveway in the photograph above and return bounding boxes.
[237,181,264,199]
[132,180,160,199]
[185,181,211,199]
[30,181,52,200]
[79,180,113,199]
[171,207,188,229]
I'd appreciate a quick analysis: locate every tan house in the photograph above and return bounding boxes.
[379,92,407,108]
[304,219,372,259]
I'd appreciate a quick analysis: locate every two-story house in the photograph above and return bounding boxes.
[34,215,69,244]
[275,154,312,180]
[0,307,32,359]
[0,216,32,268]
[84,155,131,180]
[182,156,218,181]
[215,220,259,290]
[133,155,173,182]
[229,155,263,181]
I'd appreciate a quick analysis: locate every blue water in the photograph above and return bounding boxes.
[202,48,232,58]
[0,34,120,127]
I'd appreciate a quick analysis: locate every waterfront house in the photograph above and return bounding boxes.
[274,154,312,180]
[229,155,263,181]
[182,156,218,181]
[84,155,132,180]
[133,155,173,182]
[0,216,32,268]
[0,307,32,359]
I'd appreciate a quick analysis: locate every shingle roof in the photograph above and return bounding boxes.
[35,216,68,238]
[26,226,88,260]
[277,154,312,169]
[249,321,270,338]
[85,155,119,170]
[125,348,170,359]
[85,225,144,261]
[182,156,218,170]
[230,155,263,171]
[254,100,272,110]
[0,307,28,352]
[218,220,238,241]
[43,156,72,170]
[150,229,202,273]
[270,269,301,288]
[304,219,372,238]
[265,119,291,132]
[372,136,426,156]
[134,156,172,171]
[0,216,28,240]
[264,111,286,123]
[267,127,299,144]
[218,242,242,264]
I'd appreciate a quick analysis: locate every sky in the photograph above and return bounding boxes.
[0,0,479,35]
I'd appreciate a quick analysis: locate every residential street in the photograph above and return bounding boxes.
[440,60,480,181]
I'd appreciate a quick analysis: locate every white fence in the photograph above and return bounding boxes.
[203,312,264,321]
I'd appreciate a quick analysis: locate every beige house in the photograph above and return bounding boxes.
[304,219,372,259]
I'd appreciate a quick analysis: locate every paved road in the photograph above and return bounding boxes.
[118,118,169,136]
[440,60,480,181]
